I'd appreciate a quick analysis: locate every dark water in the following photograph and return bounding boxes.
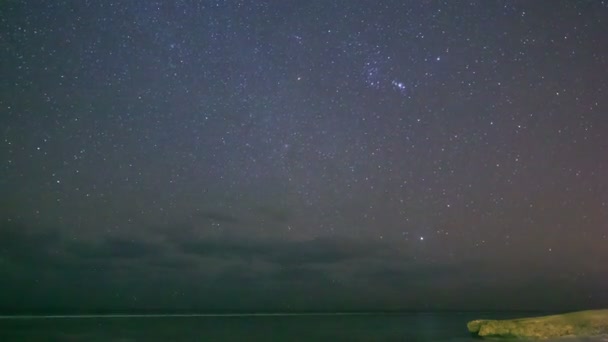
[1,312,606,341]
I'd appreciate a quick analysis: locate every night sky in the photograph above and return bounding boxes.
[1,1,608,313]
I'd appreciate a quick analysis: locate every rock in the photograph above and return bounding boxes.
[467,309,608,339]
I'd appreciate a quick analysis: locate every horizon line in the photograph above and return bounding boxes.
[0,312,389,319]
[0,309,563,319]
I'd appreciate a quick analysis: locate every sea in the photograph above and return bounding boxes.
[1,312,607,341]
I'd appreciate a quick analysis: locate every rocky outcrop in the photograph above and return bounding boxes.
[467,309,608,339]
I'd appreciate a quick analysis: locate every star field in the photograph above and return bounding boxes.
[1,1,607,312]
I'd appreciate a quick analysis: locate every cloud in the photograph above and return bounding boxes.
[4,219,592,312]
[197,210,240,224]
[0,220,63,264]
[254,205,291,223]
[175,236,388,266]
[68,237,162,260]
[177,237,270,259]
[0,220,165,272]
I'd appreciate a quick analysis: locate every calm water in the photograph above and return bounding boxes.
[1,312,607,341]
